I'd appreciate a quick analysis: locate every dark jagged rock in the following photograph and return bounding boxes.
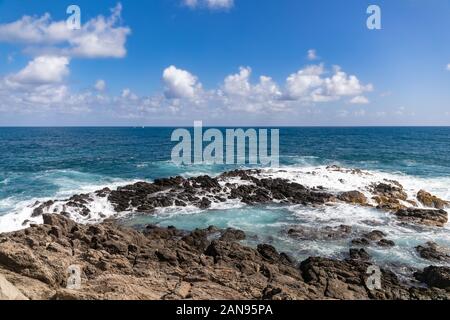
[416,242,450,263]
[28,170,341,223]
[288,225,352,241]
[371,181,408,211]
[362,230,386,241]
[300,257,449,300]
[257,244,281,262]
[349,248,371,261]
[219,228,246,242]
[415,266,450,290]
[351,230,395,248]
[351,238,370,246]
[31,201,54,217]
[395,208,448,227]
[23,169,449,231]
[377,239,395,247]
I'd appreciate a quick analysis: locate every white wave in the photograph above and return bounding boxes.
[0,176,142,233]
[258,165,450,208]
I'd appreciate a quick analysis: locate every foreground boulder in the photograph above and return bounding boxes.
[0,214,447,300]
[299,257,448,300]
[415,266,450,290]
[0,275,28,300]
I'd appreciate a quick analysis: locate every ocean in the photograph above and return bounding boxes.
[1,127,449,277]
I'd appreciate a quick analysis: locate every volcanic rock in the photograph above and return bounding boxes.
[417,190,449,209]
[395,208,448,227]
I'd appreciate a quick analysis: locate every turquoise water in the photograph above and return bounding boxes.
[1,127,450,272]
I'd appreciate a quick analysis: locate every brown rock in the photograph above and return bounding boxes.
[395,208,448,227]
[0,274,28,300]
[417,190,449,209]
[0,214,448,300]
[338,191,368,205]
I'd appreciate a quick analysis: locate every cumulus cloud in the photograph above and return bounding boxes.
[7,55,70,85]
[325,66,373,96]
[219,67,283,112]
[95,79,106,91]
[183,0,234,10]
[0,60,374,121]
[349,95,370,104]
[307,49,318,61]
[163,65,202,99]
[0,3,130,58]
[121,88,138,100]
[223,67,252,96]
[284,64,372,103]
[285,65,325,101]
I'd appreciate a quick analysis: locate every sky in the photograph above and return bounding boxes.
[0,0,449,126]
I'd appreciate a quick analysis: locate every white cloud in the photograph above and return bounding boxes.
[324,66,373,97]
[349,95,369,105]
[0,60,374,121]
[220,67,283,112]
[223,67,252,96]
[24,84,69,104]
[285,64,325,100]
[163,65,202,99]
[212,63,374,114]
[307,49,318,61]
[0,3,130,59]
[447,64,450,71]
[7,55,70,85]
[95,79,106,91]
[183,0,234,10]
[395,106,405,115]
[121,88,138,100]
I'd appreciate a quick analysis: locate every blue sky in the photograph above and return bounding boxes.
[0,0,449,126]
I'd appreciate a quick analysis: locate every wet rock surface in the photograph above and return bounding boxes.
[395,208,448,227]
[0,214,448,300]
[417,190,449,210]
[416,242,450,263]
[25,169,449,229]
[287,225,352,241]
[338,191,368,205]
[415,266,450,290]
[371,181,408,211]
[351,230,396,248]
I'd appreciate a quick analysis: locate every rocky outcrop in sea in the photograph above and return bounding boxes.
[27,169,448,228]
[1,167,449,300]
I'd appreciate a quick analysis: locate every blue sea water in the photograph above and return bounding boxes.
[1,127,449,272]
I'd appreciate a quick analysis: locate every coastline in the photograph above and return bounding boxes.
[0,168,449,300]
[0,213,448,300]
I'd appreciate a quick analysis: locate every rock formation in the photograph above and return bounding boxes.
[0,214,448,300]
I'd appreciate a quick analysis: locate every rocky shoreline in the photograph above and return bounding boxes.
[28,168,449,228]
[0,214,449,300]
[1,168,449,300]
